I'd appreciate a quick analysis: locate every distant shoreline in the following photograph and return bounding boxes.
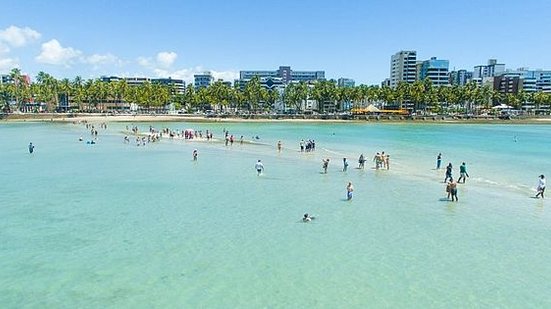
[2,113,551,124]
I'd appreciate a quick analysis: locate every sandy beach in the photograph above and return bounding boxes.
[2,112,551,124]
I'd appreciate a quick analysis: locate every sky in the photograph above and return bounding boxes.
[1,0,550,85]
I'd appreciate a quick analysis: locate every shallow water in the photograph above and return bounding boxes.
[1,121,550,307]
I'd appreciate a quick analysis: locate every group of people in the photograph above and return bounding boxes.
[300,139,316,152]
[439,154,470,202]
[373,152,390,170]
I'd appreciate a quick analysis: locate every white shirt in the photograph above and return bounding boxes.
[255,162,264,170]
[538,178,546,189]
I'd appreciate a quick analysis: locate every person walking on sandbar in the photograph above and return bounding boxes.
[255,159,264,176]
[436,153,442,169]
[347,182,354,200]
[535,175,546,199]
[322,158,330,173]
[458,162,469,183]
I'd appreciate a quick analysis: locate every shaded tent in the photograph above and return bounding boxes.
[365,104,381,112]
[492,104,513,109]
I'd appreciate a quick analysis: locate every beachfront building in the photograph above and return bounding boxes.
[494,69,551,95]
[472,59,505,86]
[151,77,185,94]
[449,70,473,86]
[338,78,355,88]
[419,57,450,86]
[389,50,417,88]
[239,66,325,84]
[194,72,214,90]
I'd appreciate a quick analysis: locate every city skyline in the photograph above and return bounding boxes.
[1,0,550,85]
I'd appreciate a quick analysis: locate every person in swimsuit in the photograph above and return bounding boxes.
[347,182,354,200]
[255,160,264,176]
[28,142,34,154]
[448,178,458,202]
[436,153,442,169]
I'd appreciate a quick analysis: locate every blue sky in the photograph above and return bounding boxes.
[1,0,550,85]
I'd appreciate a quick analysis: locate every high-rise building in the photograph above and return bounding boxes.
[337,78,355,88]
[494,68,551,94]
[419,57,449,86]
[449,70,473,86]
[194,72,214,90]
[389,50,417,88]
[240,66,325,84]
[472,59,505,85]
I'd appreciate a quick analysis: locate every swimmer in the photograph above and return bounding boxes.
[28,142,34,154]
[302,213,315,222]
[192,149,198,161]
[277,141,282,152]
[255,159,264,176]
[347,182,354,200]
[436,153,442,169]
[79,136,83,141]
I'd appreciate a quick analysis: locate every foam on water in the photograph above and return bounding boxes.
[0,121,550,307]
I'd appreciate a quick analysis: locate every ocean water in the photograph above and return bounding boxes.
[1,121,550,308]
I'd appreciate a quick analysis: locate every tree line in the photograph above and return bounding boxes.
[2,68,551,114]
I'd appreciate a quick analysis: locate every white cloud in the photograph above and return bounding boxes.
[212,70,239,82]
[0,43,9,54]
[152,66,238,84]
[0,57,19,71]
[137,56,151,67]
[0,25,41,47]
[84,53,119,65]
[35,39,82,66]
[156,51,177,68]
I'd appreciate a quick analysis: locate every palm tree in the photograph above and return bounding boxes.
[243,76,263,112]
[395,82,410,112]
[72,76,85,111]
[311,80,337,113]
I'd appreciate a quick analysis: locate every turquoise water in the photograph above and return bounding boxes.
[1,121,550,307]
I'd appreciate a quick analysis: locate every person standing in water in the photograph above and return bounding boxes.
[448,178,458,202]
[436,153,442,169]
[444,163,453,183]
[342,158,349,172]
[347,182,354,200]
[277,141,282,152]
[192,149,198,161]
[255,159,264,176]
[322,158,330,173]
[458,162,469,183]
[535,175,546,199]
[28,142,35,154]
[358,154,365,169]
